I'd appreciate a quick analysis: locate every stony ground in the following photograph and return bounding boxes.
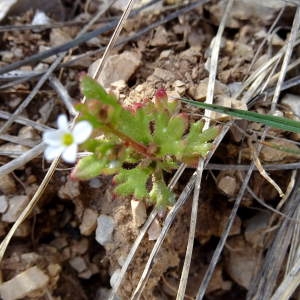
[0,1,299,299]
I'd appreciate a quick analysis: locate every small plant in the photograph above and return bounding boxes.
[44,76,218,206]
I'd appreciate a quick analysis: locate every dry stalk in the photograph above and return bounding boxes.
[176,0,234,298]
[246,6,300,299]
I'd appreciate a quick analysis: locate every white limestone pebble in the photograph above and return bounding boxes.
[95,215,115,246]
[0,266,49,300]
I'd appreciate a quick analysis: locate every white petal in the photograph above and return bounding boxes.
[57,114,69,131]
[73,121,93,144]
[44,145,64,161]
[43,130,64,146]
[61,143,78,163]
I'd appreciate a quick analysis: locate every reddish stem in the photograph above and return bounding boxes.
[103,124,155,159]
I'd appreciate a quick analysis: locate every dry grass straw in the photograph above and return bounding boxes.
[1,0,300,299]
[176,0,234,299]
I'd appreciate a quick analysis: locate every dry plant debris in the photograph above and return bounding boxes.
[0,0,299,299]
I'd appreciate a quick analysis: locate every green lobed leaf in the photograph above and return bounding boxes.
[117,108,153,145]
[149,180,175,207]
[71,155,107,180]
[180,98,300,133]
[153,112,186,156]
[81,76,118,106]
[182,121,217,162]
[114,167,152,199]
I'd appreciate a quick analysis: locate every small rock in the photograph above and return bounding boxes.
[110,269,121,288]
[2,195,29,223]
[96,288,118,300]
[18,126,38,140]
[79,263,99,279]
[79,208,98,236]
[131,200,146,227]
[58,179,80,200]
[34,62,49,71]
[150,26,169,47]
[149,67,176,82]
[50,28,72,47]
[0,174,16,194]
[79,269,93,279]
[1,51,14,62]
[188,78,229,101]
[244,212,270,247]
[31,9,51,26]
[38,46,55,64]
[225,236,259,289]
[20,252,41,265]
[210,96,247,121]
[47,264,61,277]
[89,178,103,189]
[282,94,300,117]
[50,237,68,250]
[173,80,186,95]
[89,51,142,89]
[71,238,89,255]
[148,218,161,241]
[217,175,237,197]
[95,215,115,246]
[86,37,101,47]
[117,256,126,267]
[69,256,87,273]
[5,0,65,21]
[260,139,300,162]
[0,195,8,213]
[0,266,49,300]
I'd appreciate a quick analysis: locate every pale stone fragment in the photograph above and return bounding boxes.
[148,218,161,241]
[131,200,147,227]
[89,51,142,89]
[58,179,80,200]
[95,215,115,246]
[0,266,49,300]
[217,175,237,196]
[69,256,87,273]
[79,208,98,236]
[110,269,121,288]
[2,195,29,223]
[0,174,16,194]
[0,195,8,213]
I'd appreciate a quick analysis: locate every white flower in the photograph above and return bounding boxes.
[43,114,92,163]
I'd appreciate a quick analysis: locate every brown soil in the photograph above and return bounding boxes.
[0,1,299,300]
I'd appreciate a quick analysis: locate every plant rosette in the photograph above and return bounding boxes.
[45,76,218,207]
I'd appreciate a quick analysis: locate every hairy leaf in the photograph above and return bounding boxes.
[114,167,152,199]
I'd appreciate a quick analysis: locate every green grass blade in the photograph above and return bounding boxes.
[180,98,300,133]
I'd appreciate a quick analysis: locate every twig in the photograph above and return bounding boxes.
[271,7,300,111]
[176,0,234,298]
[48,76,77,116]
[0,110,50,131]
[247,173,300,299]
[206,162,300,171]
[0,143,45,178]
